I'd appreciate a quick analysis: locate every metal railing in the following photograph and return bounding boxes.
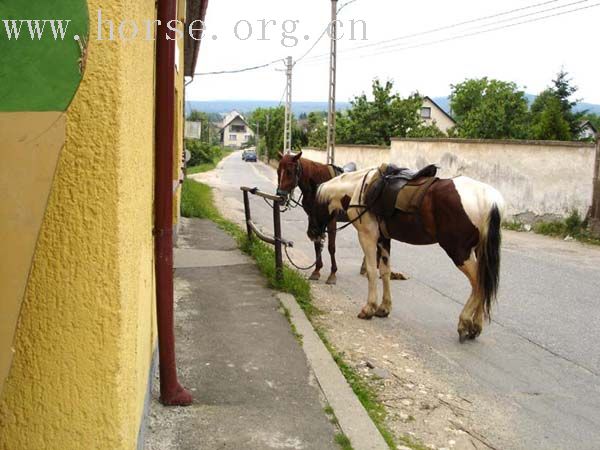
[240,187,294,282]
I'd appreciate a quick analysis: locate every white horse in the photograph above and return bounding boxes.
[307,167,505,341]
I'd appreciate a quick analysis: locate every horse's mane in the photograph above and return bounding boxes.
[316,167,374,205]
[298,158,334,187]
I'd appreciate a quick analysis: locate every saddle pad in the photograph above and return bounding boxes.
[395,177,438,213]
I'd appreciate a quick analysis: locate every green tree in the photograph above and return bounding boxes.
[530,69,587,140]
[551,69,585,136]
[450,78,529,139]
[247,106,285,160]
[306,111,327,149]
[336,79,440,146]
[530,90,571,140]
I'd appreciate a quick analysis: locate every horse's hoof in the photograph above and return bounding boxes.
[458,329,469,343]
[326,274,337,285]
[357,309,374,320]
[374,307,390,318]
[308,271,320,281]
[469,323,482,339]
[390,272,408,281]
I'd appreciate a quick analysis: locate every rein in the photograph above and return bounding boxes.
[284,245,317,271]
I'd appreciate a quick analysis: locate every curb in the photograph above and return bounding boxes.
[277,293,389,450]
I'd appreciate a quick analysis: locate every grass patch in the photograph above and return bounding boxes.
[334,433,354,450]
[503,211,600,246]
[186,161,218,174]
[279,303,303,345]
[533,211,600,245]
[324,406,354,449]
[182,175,420,450]
[502,220,525,232]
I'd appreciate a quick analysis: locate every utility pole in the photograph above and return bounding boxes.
[283,56,293,154]
[266,114,271,162]
[326,0,338,165]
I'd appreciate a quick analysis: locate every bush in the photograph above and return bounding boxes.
[185,139,222,166]
[565,210,583,235]
[533,210,585,237]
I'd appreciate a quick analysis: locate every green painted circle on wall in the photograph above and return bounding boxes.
[0,0,89,112]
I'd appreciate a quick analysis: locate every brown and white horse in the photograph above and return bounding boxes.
[308,167,505,341]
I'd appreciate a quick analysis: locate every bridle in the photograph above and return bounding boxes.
[277,159,304,209]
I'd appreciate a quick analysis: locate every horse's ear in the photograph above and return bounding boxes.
[278,151,284,159]
[293,151,302,161]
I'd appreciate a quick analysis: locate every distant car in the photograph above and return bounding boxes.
[242,150,249,160]
[245,151,257,162]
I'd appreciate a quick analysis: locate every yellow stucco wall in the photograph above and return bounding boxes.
[0,1,159,448]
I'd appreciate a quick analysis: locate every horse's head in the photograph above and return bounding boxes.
[276,151,303,200]
[307,185,333,242]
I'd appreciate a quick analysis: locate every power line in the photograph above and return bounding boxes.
[447,0,587,34]
[278,83,287,106]
[299,0,581,64]
[194,57,284,76]
[300,1,599,65]
[193,0,358,76]
[354,2,600,60]
[294,0,358,65]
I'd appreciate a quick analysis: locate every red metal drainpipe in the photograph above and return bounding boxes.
[153,0,192,406]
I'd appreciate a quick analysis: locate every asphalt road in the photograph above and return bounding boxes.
[199,152,600,450]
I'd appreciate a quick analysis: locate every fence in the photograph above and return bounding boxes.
[240,187,293,281]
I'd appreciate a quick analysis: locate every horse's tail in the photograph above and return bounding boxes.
[477,199,503,320]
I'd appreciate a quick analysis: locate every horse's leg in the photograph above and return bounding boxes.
[375,237,392,318]
[472,302,485,338]
[360,257,367,276]
[357,227,380,320]
[309,241,323,281]
[457,252,482,342]
[325,220,338,285]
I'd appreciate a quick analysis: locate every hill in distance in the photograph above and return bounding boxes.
[186,96,600,117]
[185,100,350,117]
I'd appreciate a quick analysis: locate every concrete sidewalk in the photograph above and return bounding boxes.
[144,218,339,449]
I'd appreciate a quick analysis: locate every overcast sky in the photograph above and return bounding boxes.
[186,0,600,104]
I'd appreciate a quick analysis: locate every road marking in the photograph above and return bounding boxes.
[249,161,277,185]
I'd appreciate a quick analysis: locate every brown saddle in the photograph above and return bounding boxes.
[364,163,438,219]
